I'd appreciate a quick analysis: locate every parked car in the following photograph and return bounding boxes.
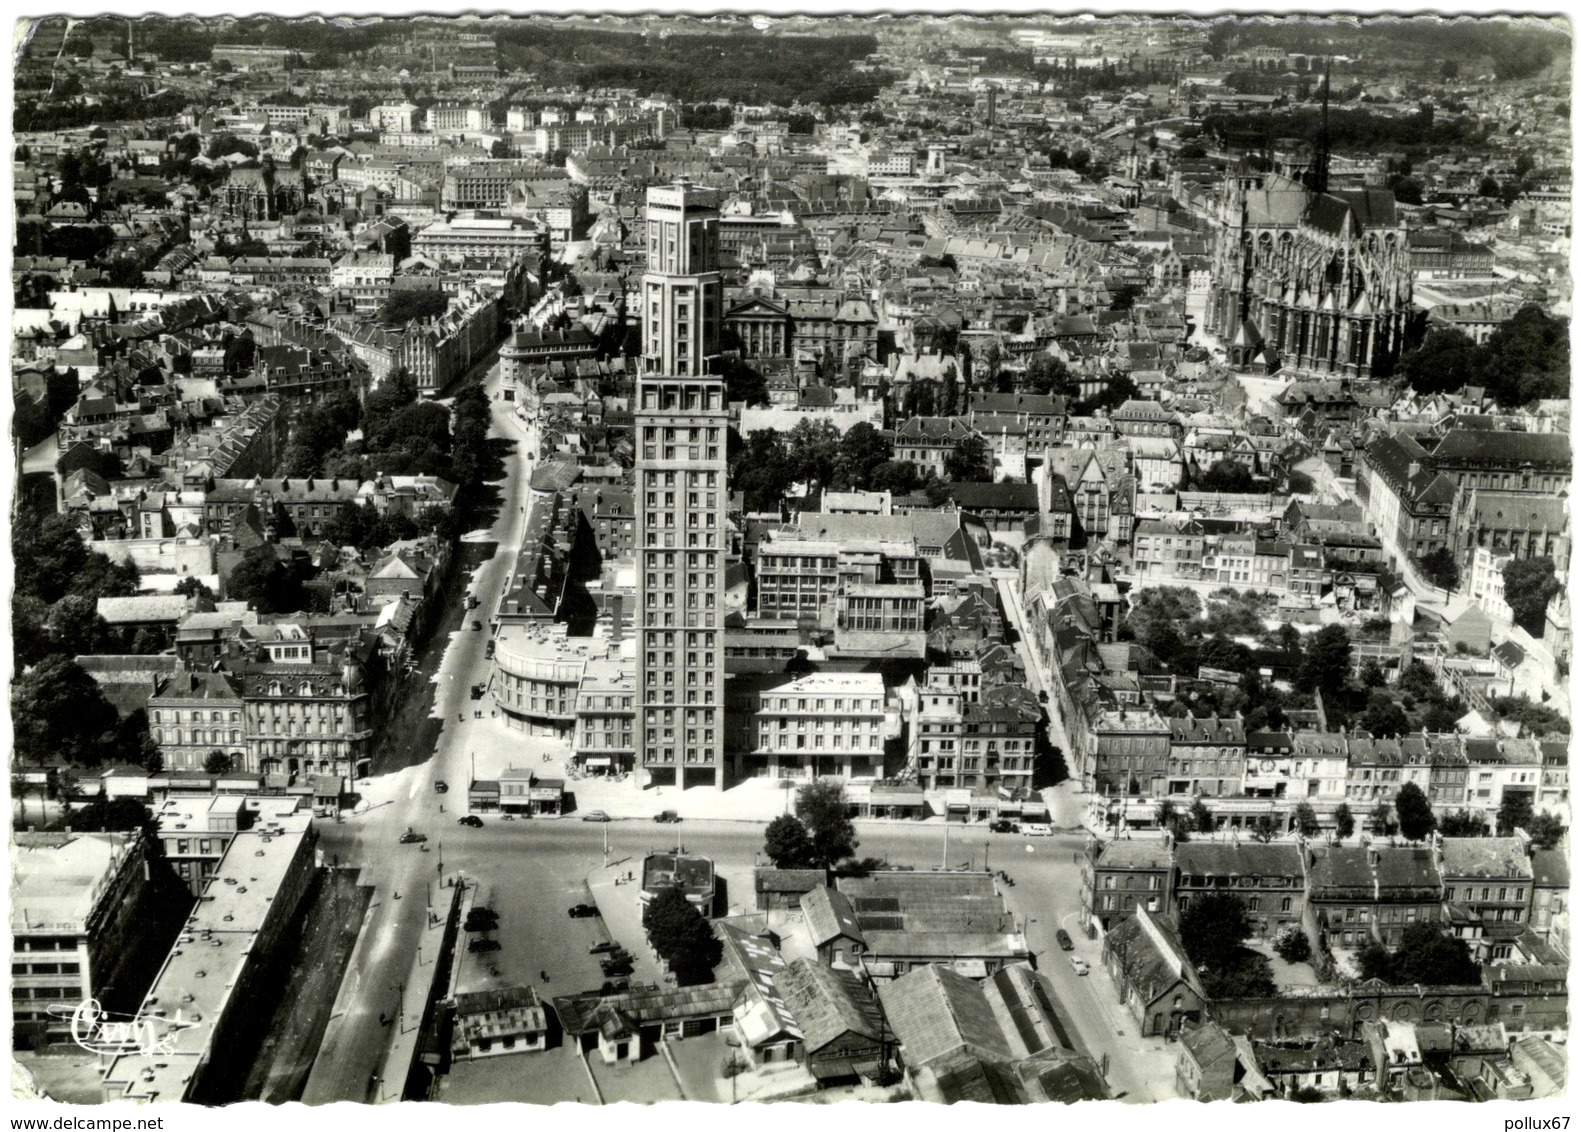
[599,979,630,995]
[485,641,495,658]
[1022,823,1053,837]
[568,904,600,919]
[654,810,681,824]
[466,595,480,609]
[434,780,449,793]
[1056,929,1074,951]
[469,683,485,700]
[471,620,483,632]
[581,810,612,823]
[589,941,621,955]
[458,815,484,828]
[398,829,426,845]
[1069,956,1089,976]
[989,819,1019,834]
[601,958,633,977]
[468,939,501,954]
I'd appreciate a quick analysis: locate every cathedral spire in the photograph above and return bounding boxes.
[1308,57,1332,196]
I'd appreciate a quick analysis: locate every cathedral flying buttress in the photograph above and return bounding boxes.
[1209,168,1414,381]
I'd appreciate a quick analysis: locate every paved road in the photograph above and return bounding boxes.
[301,358,536,1105]
[313,811,1176,1103]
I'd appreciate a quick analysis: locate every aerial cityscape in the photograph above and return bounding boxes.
[7,11,1573,1110]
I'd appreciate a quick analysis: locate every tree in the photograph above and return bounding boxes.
[763,814,817,869]
[174,576,215,602]
[1390,176,1424,206]
[1416,546,1460,591]
[642,885,721,986]
[1189,797,1214,837]
[378,288,449,326]
[1358,692,1411,739]
[1356,937,1395,982]
[1250,815,1278,843]
[225,544,305,614]
[1398,328,1479,396]
[12,656,119,769]
[1108,282,1144,311]
[1383,922,1481,986]
[1439,808,1488,837]
[1526,812,1566,850]
[943,434,992,483]
[1395,782,1436,842]
[721,354,769,408]
[1296,624,1352,698]
[1496,791,1534,837]
[204,751,235,774]
[1503,557,1561,635]
[794,780,858,870]
[1179,891,1253,968]
[1273,923,1312,964]
[785,418,843,495]
[47,594,110,656]
[1292,802,1321,838]
[1333,802,1355,841]
[1197,458,1255,493]
[1023,353,1072,397]
[1478,175,1501,199]
[869,459,922,495]
[1369,801,1397,837]
[835,422,893,491]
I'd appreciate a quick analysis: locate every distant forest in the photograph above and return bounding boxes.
[493,25,890,106]
[26,17,894,110]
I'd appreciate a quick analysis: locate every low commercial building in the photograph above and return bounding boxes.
[100,806,318,1102]
[640,852,715,910]
[154,794,250,895]
[451,986,548,1060]
[800,872,1028,978]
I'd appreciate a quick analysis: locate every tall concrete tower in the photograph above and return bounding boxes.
[634,184,728,789]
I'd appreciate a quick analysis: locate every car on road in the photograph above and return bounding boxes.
[468,939,502,954]
[580,810,612,823]
[471,620,483,632]
[466,595,480,610]
[485,641,495,658]
[1022,823,1053,837]
[1069,956,1089,976]
[989,819,1019,834]
[654,810,681,824]
[589,941,622,955]
[434,780,449,793]
[458,815,484,828]
[1056,929,1074,951]
[568,904,600,919]
[469,683,485,700]
[398,830,427,844]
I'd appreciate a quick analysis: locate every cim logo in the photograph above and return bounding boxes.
[49,999,199,1057]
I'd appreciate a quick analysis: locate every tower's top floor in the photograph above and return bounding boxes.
[638,375,725,415]
[645,182,720,276]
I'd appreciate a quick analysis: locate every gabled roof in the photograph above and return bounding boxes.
[800,885,865,948]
